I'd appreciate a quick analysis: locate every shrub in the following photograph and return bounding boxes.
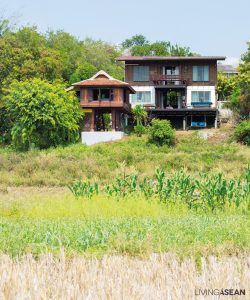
[3,78,83,150]
[132,105,147,126]
[134,124,146,137]
[234,120,250,145]
[148,119,175,146]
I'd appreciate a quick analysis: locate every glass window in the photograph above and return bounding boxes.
[100,89,110,100]
[164,66,179,75]
[91,88,113,100]
[131,91,151,104]
[133,66,149,81]
[191,91,211,102]
[192,66,209,81]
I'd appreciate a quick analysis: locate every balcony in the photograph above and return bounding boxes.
[151,74,187,87]
[80,100,131,112]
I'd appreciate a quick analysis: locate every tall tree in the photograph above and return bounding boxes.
[121,34,195,56]
[226,42,250,118]
[3,78,82,150]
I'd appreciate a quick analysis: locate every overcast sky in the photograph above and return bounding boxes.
[1,0,249,65]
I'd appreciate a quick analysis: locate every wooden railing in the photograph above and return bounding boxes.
[151,75,187,86]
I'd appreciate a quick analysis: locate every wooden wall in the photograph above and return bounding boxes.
[125,60,217,86]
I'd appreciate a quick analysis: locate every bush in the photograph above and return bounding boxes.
[3,78,83,150]
[148,119,175,146]
[134,124,146,137]
[234,120,250,145]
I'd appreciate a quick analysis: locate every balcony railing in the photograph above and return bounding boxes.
[151,74,187,86]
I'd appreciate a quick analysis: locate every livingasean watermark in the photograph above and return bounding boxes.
[195,288,246,296]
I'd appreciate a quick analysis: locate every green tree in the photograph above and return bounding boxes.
[122,34,149,49]
[226,42,250,119]
[69,62,97,84]
[122,35,194,56]
[217,72,239,101]
[3,78,82,150]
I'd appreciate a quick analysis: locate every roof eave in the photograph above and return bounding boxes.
[116,56,226,61]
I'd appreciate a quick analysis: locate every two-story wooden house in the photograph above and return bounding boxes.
[117,56,226,129]
[68,70,135,144]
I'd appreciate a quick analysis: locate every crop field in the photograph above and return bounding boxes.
[0,129,250,298]
[0,253,249,300]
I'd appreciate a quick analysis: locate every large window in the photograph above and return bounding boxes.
[192,66,209,81]
[92,88,114,100]
[133,66,149,81]
[131,91,151,104]
[164,66,179,75]
[191,91,211,103]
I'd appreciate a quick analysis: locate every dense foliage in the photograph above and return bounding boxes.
[0,20,197,148]
[221,42,250,119]
[148,119,175,146]
[217,72,239,101]
[234,120,250,145]
[3,79,82,150]
[122,34,195,56]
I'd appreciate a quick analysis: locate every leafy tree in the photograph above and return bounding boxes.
[3,78,82,150]
[122,34,194,56]
[217,72,239,101]
[122,34,149,49]
[226,42,250,119]
[69,62,97,84]
[81,38,124,80]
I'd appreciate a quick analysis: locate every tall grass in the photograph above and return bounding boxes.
[0,253,249,299]
[0,133,249,186]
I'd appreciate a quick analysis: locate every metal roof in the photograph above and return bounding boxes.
[217,64,238,73]
[117,56,226,61]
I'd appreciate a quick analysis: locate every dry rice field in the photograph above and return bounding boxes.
[0,253,249,300]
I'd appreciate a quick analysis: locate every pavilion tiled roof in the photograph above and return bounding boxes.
[70,70,135,93]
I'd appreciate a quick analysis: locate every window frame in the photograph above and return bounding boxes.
[133,66,150,82]
[191,91,211,103]
[131,91,151,104]
[192,65,209,82]
[90,88,114,101]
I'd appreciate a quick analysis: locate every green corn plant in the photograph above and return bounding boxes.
[68,180,99,199]
[139,177,155,199]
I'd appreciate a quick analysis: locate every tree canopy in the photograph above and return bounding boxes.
[3,78,82,150]
[121,34,195,56]
[221,42,250,119]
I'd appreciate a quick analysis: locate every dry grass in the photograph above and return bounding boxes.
[0,253,249,299]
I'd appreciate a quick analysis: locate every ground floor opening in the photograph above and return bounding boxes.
[81,108,128,132]
[149,108,219,130]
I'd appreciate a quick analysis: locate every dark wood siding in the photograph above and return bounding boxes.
[125,60,217,86]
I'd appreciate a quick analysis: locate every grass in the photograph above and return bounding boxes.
[0,129,250,297]
[0,130,249,187]
[0,129,249,258]
[0,193,249,257]
[0,253,249,299]
[0,254,249,299]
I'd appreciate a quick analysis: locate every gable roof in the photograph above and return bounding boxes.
[116,56,226,61]
[69,70,135,93]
